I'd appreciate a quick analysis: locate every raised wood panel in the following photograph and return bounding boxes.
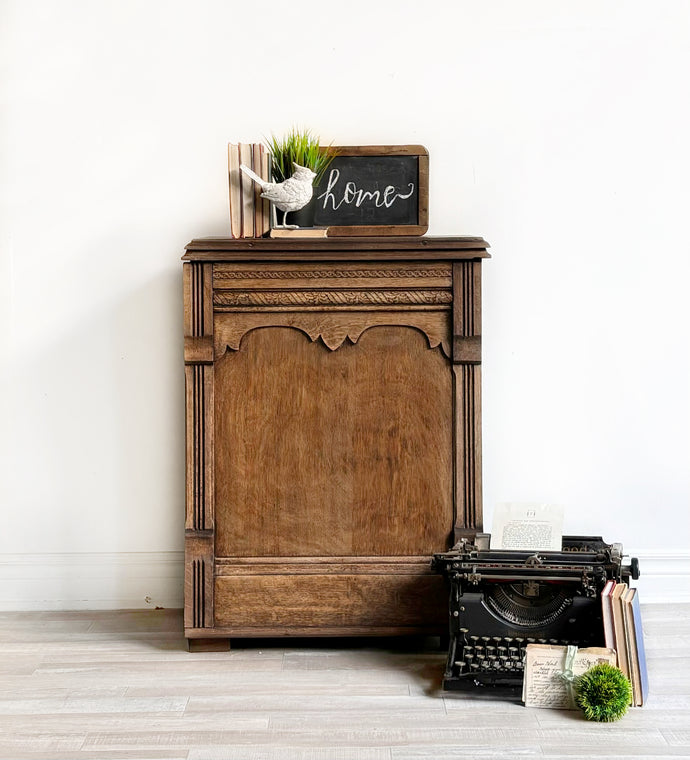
[214,325,453,558]
[214,573,447,629]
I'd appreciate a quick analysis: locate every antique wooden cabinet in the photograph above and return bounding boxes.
[182,236,489,649]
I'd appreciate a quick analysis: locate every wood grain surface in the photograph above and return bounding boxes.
[213,572,447,630]
[214,326,453,558]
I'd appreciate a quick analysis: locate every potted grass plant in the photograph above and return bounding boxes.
[265,128,335,227]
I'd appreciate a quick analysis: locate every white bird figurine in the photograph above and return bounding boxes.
[240,162,317,229]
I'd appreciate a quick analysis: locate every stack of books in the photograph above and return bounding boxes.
[228,143,271,238]
[601,580,649,706]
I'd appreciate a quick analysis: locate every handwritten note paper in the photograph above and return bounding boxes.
[523,645,617,709]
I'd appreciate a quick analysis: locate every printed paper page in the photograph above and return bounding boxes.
[491,503,564,551]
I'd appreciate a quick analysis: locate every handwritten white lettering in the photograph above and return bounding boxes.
[318,168,415,211]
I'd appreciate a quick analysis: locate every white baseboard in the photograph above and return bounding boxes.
[0,550,687,611]
[634,552,690,604]
[0,552,184,611]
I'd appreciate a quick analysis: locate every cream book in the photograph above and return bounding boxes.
[252,143,268,237]
[238,142,254,237]
[523,644,617,709]
[227,143,242,238]
[260,146,270,235]
[269,228,329,238]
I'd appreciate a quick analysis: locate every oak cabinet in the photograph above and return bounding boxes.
[182,237,489,648]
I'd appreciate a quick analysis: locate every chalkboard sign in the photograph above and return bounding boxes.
[313,146,429,236]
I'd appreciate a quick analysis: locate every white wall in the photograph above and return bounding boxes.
[2,0,688,608]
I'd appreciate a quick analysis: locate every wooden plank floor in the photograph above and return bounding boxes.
[0,605,688,759]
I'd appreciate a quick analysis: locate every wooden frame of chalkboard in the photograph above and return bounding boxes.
[313,145,429,236]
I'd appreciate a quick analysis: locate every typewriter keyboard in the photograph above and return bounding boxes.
[452,630,576,680]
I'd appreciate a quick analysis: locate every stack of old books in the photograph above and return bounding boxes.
[228,143,271,238]
[601,580,649,706]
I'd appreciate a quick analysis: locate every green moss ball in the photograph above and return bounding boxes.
[575,663,633,722]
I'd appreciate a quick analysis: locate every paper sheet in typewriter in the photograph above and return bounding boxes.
[492,503,564,551]
[523,644,616,709]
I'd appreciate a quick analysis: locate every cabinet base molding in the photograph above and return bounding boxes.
[188,637,231,652]
[185,626,444,640]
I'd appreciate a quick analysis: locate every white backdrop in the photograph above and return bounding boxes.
[2,0,689,608]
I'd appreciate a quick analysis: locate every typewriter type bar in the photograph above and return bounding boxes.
[432,535,639,691]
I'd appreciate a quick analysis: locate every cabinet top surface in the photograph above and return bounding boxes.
[182,236,490,261]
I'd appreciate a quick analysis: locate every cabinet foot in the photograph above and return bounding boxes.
[188,638,231,652]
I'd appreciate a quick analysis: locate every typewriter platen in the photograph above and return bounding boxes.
[432,534,639,691]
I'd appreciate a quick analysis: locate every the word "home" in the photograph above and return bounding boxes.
[318,168,415,211]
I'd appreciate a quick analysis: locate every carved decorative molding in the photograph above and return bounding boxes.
[214,311,452,356]
[185,364,213,532]
[189,263,206,337]
[191,558,206,628]
[187,364,206,530]
[452,363,482,534]
[214,266,452,281]
[214,290,452,308]
[452,261,482,365]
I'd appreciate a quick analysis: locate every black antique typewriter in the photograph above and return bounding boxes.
[432,534,639,691]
